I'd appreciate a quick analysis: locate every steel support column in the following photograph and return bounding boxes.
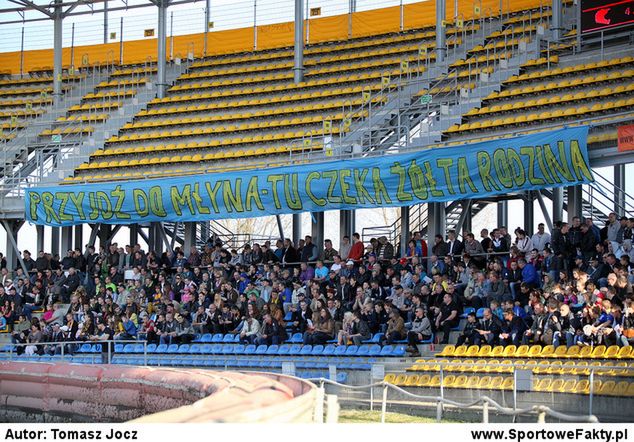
[129,224,138,247]
[74,225,83,250]
[2,220,26,275]
[614,163,626,216]
[552,0,563,41]
[293,0,304,83]
[98,224,111,248]
[524,192,534,234]
[203,0,210,56]
[311,212,325,259]
[399,206,411,257]
[435,0,446,63]
[427,203,446,271]
[567,185,583,221]
[276,215,285,241]
[454,201,472,237]
[292,213,302,246]
[183,222,196,253]
[61,227,73,252]
[339,210,355,240]
[157,0,168,98]
[36,225,45,253]
[104,0,109,44]
[552,186,564,223]
[51,227,60,257]
[53,0,63,105]
[497,201,508,228]
[536,191,554,232]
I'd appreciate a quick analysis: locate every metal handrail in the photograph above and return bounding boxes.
[309,377,599,423]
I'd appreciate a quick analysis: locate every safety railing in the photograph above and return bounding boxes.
[4,339,147,365]
[309,376,600,423]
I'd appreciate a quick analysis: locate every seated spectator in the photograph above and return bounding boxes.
[406,307,431,356]
[303,308,334,345]
[239,315,260,344]
[474,308,502,345]
[383,309,405,345]
[432,293,459,344]
[456,312,478,346]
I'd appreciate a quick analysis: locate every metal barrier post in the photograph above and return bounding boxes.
[370,384,374,411]
[537,410,546,423]
[440,365,445,399]
[589,369,594,416]
[314,380,325,423]
[325,394,339,423]
[482,401,489,423]
[143,341,147,366]
[381,384,388,423]
[107,342,111,364]
[436,400,443,422]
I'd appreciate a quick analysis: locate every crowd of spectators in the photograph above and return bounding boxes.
[0,212,633,359]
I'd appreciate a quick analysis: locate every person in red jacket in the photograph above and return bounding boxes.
[348,233,365,262]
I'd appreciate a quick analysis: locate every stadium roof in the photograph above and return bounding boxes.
[0,0,203,25]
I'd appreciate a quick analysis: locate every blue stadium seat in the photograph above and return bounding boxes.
[283,311,293,322]
[133,344,144,353]
[277,344,291,356]
[114,344,124,353]
[255,345,268,355]
[200,333,213,343]
[223,334,235,343]
[156,344,168,353]
[177,344,190,354]
[146,343,157,353]
[222,344,235,354]
[244,345,257,355]
[233,334,241,342]
[356,345,370,356]
[289,333,303,343]
[363,333,384,344]
[322,345,336,356]
[167,344,179,353]
[191,333,202,342]
[380,345,394,356]
[345,345,358,356]
[200,344,213,354]
[91,345,101,353]
[461,307,476,318]
[233,344,245,354]
[336,372,348,383]
[393,345,406,357]
[300,345,313,356]
[476,308,486,318]
[211,344,223,354]
[289,344,302,355]
[420,333,435,344]
[311,345,324,355]
[334,345,347,356]
[211,334,224,343]
[266,345,280,355]
[189,344,202,354]
[78,343,92,353]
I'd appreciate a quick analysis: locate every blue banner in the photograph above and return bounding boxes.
[25,127,592,226]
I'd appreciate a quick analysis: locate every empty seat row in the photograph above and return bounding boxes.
[437,344,633,359]
[385,373,634,396]
[408,358,634,376]
[446,98,634,133]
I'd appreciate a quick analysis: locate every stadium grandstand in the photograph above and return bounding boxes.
[0,0,633,423]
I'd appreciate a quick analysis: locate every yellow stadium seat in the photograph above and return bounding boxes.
[502,345,517,357]
[617,346,632,359]
[604,345,620,359]
[591,345,606,359]
[539,345,555,358]
[490,346,504,358]
[466,345,480,357]
[477,376,492,389]
[384,374,396,384]
[553,345,568,358]
[429,375,441,387]
[416,374,431,387]
[453,345,468,357]
[405,374,420,386]
[578,346,593,359]
[566,346,580,358]
[477,345,492,358]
